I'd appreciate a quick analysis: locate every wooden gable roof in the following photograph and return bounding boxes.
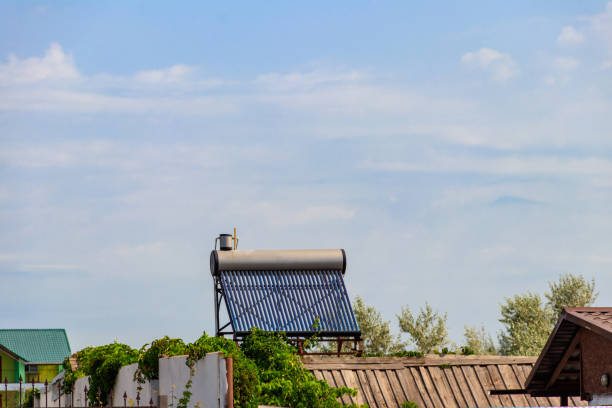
[304,355,587,407]
[525,307,612,400]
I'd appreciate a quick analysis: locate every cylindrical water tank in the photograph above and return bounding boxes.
[219,234,233,251]
[210,248,346,275]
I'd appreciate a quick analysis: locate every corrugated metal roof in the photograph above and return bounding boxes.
[303,355,588,407]
[0,329,71,363]
[219,269,359,335]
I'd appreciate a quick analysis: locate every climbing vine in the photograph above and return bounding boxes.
[62,343,139,406]
[63,330,363,408]
[241,329,361,408]
[136,337,188,382]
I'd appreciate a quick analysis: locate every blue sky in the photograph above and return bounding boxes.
[1,1,612,352]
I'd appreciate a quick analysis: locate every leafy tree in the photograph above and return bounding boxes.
[499,272,598,356]
[546,272,598,317]
[397,302,448,353]
[463,324,497,355]
[352,296,403,354]
[498,292,550,356]
[241,329,360,408]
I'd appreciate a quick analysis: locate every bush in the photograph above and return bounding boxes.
[137,337,188,381]
[64,330,362,408]
[241,329,360,408]
[63,342,139,406]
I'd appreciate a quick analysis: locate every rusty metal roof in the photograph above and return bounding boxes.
[526,307,612,397]
[304,355,587,407]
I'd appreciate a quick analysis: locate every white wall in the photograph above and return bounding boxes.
[112,363,159,407]
[37,353,228,408]
[590,393,612,406]
[159,353,228,408]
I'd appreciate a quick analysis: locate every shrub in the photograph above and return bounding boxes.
[63,330,362,408]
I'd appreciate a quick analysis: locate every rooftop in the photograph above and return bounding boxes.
[304,355,587,407]
[0,329,71,363]
[526,307,612,398]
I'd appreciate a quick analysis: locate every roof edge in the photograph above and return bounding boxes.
[525,310,575,387]
[0,343,28,362]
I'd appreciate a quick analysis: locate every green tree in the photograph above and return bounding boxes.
[498,292,550,356]
[499,273,598,356]
[352,296,403,354]
[463,324,497,355]
[397,302,448,353]
[546,272,598,317]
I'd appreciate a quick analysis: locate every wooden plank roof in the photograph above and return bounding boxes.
[303,355,587,407]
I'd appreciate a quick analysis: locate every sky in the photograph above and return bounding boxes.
[1,1,612,352]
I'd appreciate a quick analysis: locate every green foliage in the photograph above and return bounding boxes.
[397,302,448,353]
[186,333,258,408]
[137,337,188,381]
[364,350,424,357]
[63,342,139,406]
[401,401,418,408]
[499,292,550,356]
[463,324,497,355]
[23,388,41,408]
[460,346,475,355]
[499,273,598,356]
[62,358,86,394]
[241,328,362,408]
[176,377,192,408]
[63,330,360,408]
[546,273,598,317]
[353,296,403,355]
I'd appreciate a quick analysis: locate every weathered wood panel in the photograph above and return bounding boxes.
[396,368,428,408]
[305,355,588,407]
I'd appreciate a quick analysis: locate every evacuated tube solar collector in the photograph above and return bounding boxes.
[210,232,361,354]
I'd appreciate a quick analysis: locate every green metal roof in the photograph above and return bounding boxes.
[0,329,71,363]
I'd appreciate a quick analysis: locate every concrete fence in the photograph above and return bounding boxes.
[35,353,231,408]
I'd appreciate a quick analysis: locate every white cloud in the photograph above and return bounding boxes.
[362,155,612,177]
[134,64,198,84]
[0,43,230,113]
[255,70,365,91]
[21,263,81,271]
[0,253,17,261]
[461,48,519,81]
[602,60,612,70]
[0,43,79,85]
[557,26,584,46]
[554,57,580,71]
[590,255,612,263]
[0,141,256,170]
[543,75,557,86]
[293,205,356,224]
[590,2,612,38]
[0,88,237,114]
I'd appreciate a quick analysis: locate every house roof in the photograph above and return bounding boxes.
[525,307,612,397]
[0,329,71,363]
[303,355,587,407]
[219,269,359,336]
[0,343,27,362]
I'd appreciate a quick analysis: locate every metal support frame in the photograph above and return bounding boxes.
[214,276,235,337]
